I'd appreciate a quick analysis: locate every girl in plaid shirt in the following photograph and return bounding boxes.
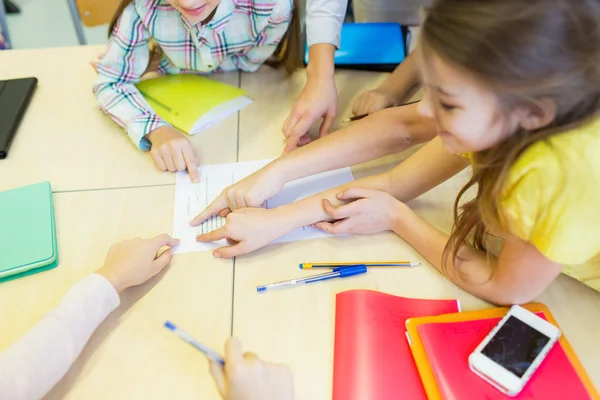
[94,0,299,181]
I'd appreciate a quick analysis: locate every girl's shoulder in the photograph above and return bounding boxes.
[509,117,600,185]
[500,117,600,265]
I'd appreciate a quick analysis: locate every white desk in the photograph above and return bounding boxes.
[0,186,232,399]
[0,46,240,192]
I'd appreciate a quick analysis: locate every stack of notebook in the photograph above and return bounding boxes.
[332,290,599,399]
[0,182,59,283]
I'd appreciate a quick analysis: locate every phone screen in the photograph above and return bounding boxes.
[481,316,550,378]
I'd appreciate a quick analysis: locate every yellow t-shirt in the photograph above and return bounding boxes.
[468,118,600,291]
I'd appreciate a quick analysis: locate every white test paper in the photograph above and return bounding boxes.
[173,159,354,254]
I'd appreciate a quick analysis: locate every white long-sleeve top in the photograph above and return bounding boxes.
[306,0,348,48]
[0,274,120,400]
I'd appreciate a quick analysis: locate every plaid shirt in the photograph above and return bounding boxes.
[94,0,293,150]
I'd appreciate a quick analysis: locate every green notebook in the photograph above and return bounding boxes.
[0,182,59,283]
[136,74,252,135]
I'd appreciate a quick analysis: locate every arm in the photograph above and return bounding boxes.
[0,235,179,400]
[276,136,468,231]
[192,102,436,222]
[306,0,347,50]
[281,0,348,151]
[93,4,169,151]
[0,275,120,400]
[197,138,467,257]
[225,0,294,72]
[275,103,436,184]
[378,52,421,103]
[352,52,421,116]
[393,213,564,305]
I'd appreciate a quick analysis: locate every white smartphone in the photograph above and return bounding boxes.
[468,305,561,396]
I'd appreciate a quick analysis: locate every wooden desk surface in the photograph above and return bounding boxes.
[0,186,231,399]
[0,46,240,192]
[234,69,600,398]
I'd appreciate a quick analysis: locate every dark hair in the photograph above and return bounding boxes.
[109,0,301,74]
[420,0,600,272]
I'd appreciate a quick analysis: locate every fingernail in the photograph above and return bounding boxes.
[214,252,221,258]
[196,235,201,241]
[337,193,344,199]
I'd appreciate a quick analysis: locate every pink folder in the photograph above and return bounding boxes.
[332,290,460,400]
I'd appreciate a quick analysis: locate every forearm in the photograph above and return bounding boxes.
[377,52,421,104]
[387,136,470,202]
[392,210,511,303]
[275,173,391,229]
[271,103,437,183]
[0,274,120,400]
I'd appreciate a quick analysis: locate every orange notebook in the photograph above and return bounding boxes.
[332,290,460,400]
[406,304,599,400]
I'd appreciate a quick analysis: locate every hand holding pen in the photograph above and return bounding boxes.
[209,338,295,400]
[164,324,295,400]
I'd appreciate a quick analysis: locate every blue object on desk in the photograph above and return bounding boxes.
[304,23,408,72]
[164,321,225,365]
[257,265,367,293]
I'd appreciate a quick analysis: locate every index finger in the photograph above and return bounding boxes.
[283,117,313,153]
[183,146,199,183]
[282,111,300,138]
[225,337,244,365]
[190,196,228,226]
[196,226,228,243]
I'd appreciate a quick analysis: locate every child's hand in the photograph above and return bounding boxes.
[314,188,406,235]
[196,208,290,258]
[147,126,200,182]
[209,338,294,400]
[352,88,398,117]
[282,73,338,153]
[96,234,180,293]
[189,167,285,226]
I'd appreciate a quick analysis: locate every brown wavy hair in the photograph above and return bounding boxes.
[420,0,600,273]
[108,0,301,74]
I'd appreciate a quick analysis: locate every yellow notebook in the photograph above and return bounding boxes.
[136,74,252,134]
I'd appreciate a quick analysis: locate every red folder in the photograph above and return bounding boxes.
[407,305,599,400]
[332,290,460,400]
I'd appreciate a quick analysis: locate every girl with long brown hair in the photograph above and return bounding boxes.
[94,0,300,182]
[192,0,600,305]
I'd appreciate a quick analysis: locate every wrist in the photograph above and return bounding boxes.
[391,201,418,237]
[306,44,335,79]
[96,267,127,294]
[391,200,419,238]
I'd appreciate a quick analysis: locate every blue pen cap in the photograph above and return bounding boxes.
[338,265,368,277]
[333,264,365,272]
[257,286,267,293]
[164,321,176,331]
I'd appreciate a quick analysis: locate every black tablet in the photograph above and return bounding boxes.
[0,77,38,159]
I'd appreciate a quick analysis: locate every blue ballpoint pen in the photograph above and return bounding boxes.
[257,265,367,293]
[164,321,225,365]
